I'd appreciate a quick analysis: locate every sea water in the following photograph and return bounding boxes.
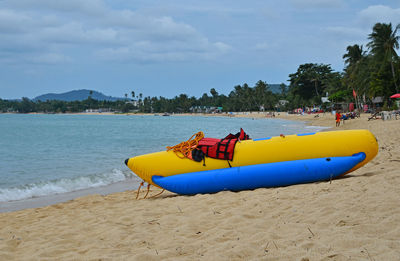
[0,113,327,210]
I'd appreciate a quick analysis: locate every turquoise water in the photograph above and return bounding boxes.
[0,114,326,203]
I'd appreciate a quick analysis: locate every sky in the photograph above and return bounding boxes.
[1,0,400,99]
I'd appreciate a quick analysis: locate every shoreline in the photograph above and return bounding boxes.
[0,179,141,213]
[1,113,399,260]
[0,109,361,130]
[3,109,339,129]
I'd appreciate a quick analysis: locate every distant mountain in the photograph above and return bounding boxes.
[33,89,126,102]
[268,84,286,94]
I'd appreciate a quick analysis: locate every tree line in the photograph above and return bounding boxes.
[287,22,400,110]
[0,81,284,113]
[1,22,399,114]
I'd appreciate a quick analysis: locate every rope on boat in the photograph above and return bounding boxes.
[148,189,165,198]
[143,184,151,199]
[135,180,165,199]
[135,131,205,199]
[136,181,144,199]
[166,131,204,159]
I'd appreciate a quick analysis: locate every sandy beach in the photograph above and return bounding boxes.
[1,113,399,260]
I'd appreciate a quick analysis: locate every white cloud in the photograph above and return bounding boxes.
[254,42,270,51]
[96,47,189,63]
[0,9,32,33]
[358,5,400,27]
[138,16,200,42]
[167,5,254,16]
[28,53,72,64]
[291,0,344,9]
[0,1,230,65]
[3,0,107,15]
[39,22,119,45]
[95,38,232,63]
[214,42,231,53]
[325,26,368,41]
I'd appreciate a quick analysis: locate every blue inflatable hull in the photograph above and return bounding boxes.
[152,152,366,195]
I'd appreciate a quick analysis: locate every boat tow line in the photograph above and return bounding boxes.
[135,180,165,199]
[166,131,204,159]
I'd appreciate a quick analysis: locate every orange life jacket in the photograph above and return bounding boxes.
[191,128,250,162]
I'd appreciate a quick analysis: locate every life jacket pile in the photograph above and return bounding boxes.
[190,128,250,164]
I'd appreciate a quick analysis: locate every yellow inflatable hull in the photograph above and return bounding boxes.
[125,130,378,187]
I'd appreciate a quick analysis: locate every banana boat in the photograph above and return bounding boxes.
[125,129,378,195]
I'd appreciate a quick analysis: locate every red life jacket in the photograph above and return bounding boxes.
[195,128,250,161]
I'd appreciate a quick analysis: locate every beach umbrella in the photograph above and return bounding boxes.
[390,93,400,98]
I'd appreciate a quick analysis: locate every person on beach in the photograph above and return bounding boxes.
[336,111,341,127]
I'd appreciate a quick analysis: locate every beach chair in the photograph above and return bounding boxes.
[394,111,399,120]
[368,112,381,121]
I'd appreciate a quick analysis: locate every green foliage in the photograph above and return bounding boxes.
[1,81,280,114]
[223,81,278,112]
[284,22,399,108]
[367,22,400,94]
[392,101,399,110]
[382,100,389,111]
[341,22,400,104]
[287,63,342,108]
[329,90,351,103]
[343,44,364,66]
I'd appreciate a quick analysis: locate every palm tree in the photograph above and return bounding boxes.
[367,23,400,92]
[343,44,364,67]
[342,44,367,102]
[139,93,143,107]
[88,90,94,109]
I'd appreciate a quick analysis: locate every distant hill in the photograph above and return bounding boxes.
[268,84,286,94]
[33,89,126,102]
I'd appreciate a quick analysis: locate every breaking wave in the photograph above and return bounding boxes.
[0,169,130,202]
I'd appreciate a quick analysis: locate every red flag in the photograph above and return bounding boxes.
[352,89,357,99]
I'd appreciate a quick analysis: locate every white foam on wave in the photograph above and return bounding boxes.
[304,125,331,132]
[0,169,129,202]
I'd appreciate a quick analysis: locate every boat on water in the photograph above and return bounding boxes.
[125,129,378,195]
